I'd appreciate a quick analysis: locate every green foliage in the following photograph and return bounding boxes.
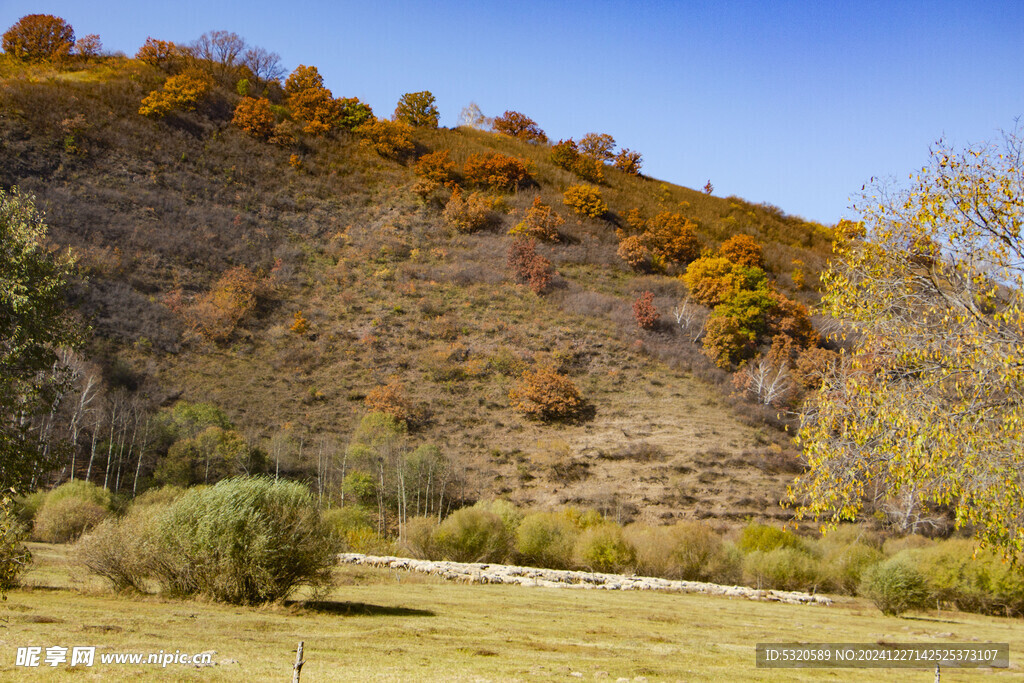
[2,14,74,63]
[818,542,883,595]
[77,502,165,592]
[627,521,739,583]
[573,524,636,573]
[0,495,31,596]
[432,507,512,563]
[335,97,374,130]
[342,472,378,508]
[515,511,579,569]
[393,90,439,128]
[737,522,806,554]
[0,188,79,491]
[323,506,376,551]
[743,547,821,592]
[402,515,438,559]
[911,540,1024,616]
[859,557,932,616]
[151,476,338,604]
[45,479,112,510]
[154,425,251,486]
[33,496,107,543]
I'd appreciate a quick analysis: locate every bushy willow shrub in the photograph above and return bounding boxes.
[151,477,337,604]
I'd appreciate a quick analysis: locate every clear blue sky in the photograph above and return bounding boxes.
[4,0,1022,225]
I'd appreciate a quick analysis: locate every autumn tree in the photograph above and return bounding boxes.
[613,148,643,175]
[458,102,490,129]
[719,234,764,268]
[74,34,102,59]
[414,150,459,186]
[509,197,564,242]
[190,30,246,82]
[365,381,413,425]
[442,189,490,233]
[645,212,701,265]
[2,14,74,63]
[138,69,214,118]
[136,37,182,69]
[285,65,337,135]
[550,139,604,183]
[463,153,531,191]
[793,131,1024,560]
[579,133,615,161]
[232,97,275,139]
[492,111,547,143]
[562,184,607,219]
[241,45,285,91]
[394,91,439,128]
[509,366,583,421]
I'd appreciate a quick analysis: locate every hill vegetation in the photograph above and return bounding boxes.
[0,19,842,536]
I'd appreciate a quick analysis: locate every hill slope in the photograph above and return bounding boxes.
[0,54,835,524]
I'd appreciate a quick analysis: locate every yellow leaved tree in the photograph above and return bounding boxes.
[793,130,1024,560]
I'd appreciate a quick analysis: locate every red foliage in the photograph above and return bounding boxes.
[492,111,547,143]
[463,153,532,191]
[632,291,660,330]
[2,14,74,63]
[507,236,554,294]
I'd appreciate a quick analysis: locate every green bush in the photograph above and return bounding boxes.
[432,507,511,563]
[14,490,46,525]
[818,541,884,595]
[473,500,522,534]
[859,557,932,616]
[131,485,185,508]
[628,521,739,583]
[323,506,377,552]
[0,497,31,594]
[743,547,821,592]
[402,516,438,559]
[913,540,1024,617]
[151,477,338,604]
[45,479,112,510]
[33,496,107,543]
[515,511,579,569]
[573,524,636,573]
[737,522,806,553]
[77,503,165,592]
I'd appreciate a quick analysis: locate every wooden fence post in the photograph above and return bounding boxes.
[292,641,305,682]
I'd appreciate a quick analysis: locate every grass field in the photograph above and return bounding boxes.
[0,543,1021,681]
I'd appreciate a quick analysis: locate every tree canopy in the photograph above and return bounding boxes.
[793,130,1024,560]
[0,188,80,491]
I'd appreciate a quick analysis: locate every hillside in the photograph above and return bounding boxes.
[0,51,836,525]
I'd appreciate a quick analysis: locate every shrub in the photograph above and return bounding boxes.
[323,506,377,552]
[492,110,547,143]
[632,291,660,330]
[859,557,932,616]
[506,236,554,294]
[364,380,412,424]
[913,540,1024,616]
[515,511,579,569]
[335,97,374,130]
[182,265,266,342]
[646,212,700,264]
[151,477,337,604]
[13,490,46,526]
[414,150,459,186]
[74,34,102,59]
[402,516,438,559]
[0,497,30,595]
[562,185,607,219]
[743,547,821,592]
[131,485,185,508]
[767,292,817,348]
[232,97,275,139]
[473,500,523,534]
[702,314,755,368]
[573,524,636,573]
[509,365,583,421]
[393,91,439,128]
[443,189,491,233]
[819,542,884,595]
[432,507,512,563]
[737,522,805,554]
[613,149,642,175]
[138,69,215,118]
[579,133,615,161]
[719,234,764,268]
[34,497,107,543]
[45,479,112,510]
[509,197,565,242]
[571,155,605,184]
[682,257,767,308]
[550,139,580,171]
[77,503,165,592]
[463,153,532,191]
[2,14,74,63]
[617,235,652,271]
[356,119,415,159]
[135,37,181,69]
[627,521,738,582]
